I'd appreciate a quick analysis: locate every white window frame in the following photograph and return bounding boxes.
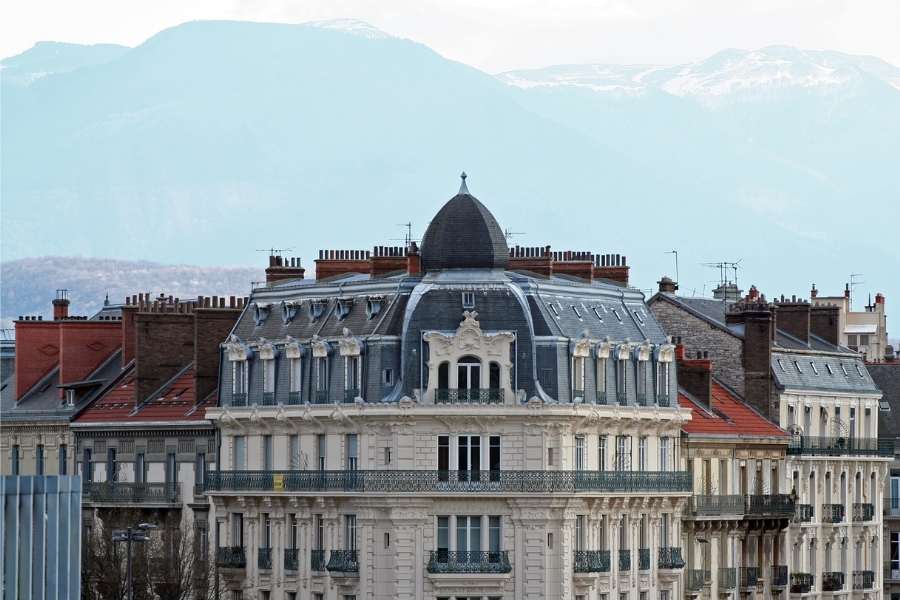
[462,292,475,309]
[232,360,249,395]
[575,436,585,471]
[289,357,302,394]
[262,358,275,394]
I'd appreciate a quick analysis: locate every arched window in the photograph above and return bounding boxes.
[457,356,481,391]
[489,362,501,390]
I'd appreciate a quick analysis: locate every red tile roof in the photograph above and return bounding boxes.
[679,380,786,438]
[75,363,213,423]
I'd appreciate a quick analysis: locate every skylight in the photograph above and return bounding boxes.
[591,307,604,322]
[825,364,833,375]
[793,360,803,374]
[548,303,559,317]
[809,362,818,375]
[572,305,582,319]
[840,363,849,376]
[777,359,786,372]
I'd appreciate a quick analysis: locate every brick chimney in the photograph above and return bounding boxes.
[658,276,678,294]
[726,290,775,420]
[265,255,305,285]
[194,299,243,403]
[406,241,422,276]
[593,254,629,286]
[315,249,372,280]
[508,246,552,277]
[134,296,195,405]
[552,251,594,282]
[370,246,407,277]
[52,289,70,320]
[677,349,713,410]
[774,295,811,345]
[810,303,840,346]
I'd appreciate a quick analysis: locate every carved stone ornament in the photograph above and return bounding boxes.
[258,338,277,360]
[657,343,676,363]
[311,335,331,358]
[224,334,250,361]
[423,311,515,360]
[338,328,363,357]
[572,336,592,358]
[615,341,631,361]
[595,338,612,360]
[636,340,652,361]
[284,336,303,359]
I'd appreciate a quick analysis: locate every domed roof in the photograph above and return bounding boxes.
[421,174,509,272]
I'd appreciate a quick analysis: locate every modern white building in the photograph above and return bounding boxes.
[203,177,693,600]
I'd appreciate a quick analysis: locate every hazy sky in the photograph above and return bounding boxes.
[3,0,900,71]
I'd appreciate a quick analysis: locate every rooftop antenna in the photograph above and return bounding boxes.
[702,260,742,287]
[850,273,864,310]
[504,228,526,242]
[398,222,413,245]
[256,247,295,256]
[666,250,679,284]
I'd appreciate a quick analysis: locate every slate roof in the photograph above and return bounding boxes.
[420,189,509,272]
[771,351,881,394]
[870,364,900,439]
[679,380,786,439]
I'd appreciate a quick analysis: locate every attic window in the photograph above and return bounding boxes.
[880,400,891,412]
[825,364,834,375]
[809,362,818,375]
[611,308,622,322]
[572,305,582,319]
[366,297,383,320]
[309,300,327,321]
[591,307,604,322]
[777,359,786,372]
[335,299,353,320]
[462,292,475,309]
[840,363,849,376]
[252,303,270,326]
[548,303,559,317]
[634,310,645,325]
[281,301,298,324]
[855,364,864,378]
[793,361,803,373]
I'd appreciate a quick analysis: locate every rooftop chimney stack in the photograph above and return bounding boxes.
[658,276,678,294]
[676,349,713,410]
[52,289,70,320]
[265,255,306,285]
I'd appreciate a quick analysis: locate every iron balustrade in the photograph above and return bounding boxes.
[719,567,737,590]
[790,573,814,593]
[853,570,875,590]
[231,393,248,407]
[343,389,359,403]
[215,547,246,569]
[573,550,610,573]
[638,548,650,571]
[435,388,504,404]
[193,483,205,499]
[313,390,329,404]
[618,550,631,571]
[853,503,875,522]
[822,503,845,523]
[740,567,759,588]
[287,391,302,406]
[795,503,814,522]
[426,551,511,574]
[690,494,744,516]
[772,565,788,587]
[636,393,650,407]
[821,572,844,592]
[685,569,707,592]
[787,436,893,457]
[261,392,276,406]
[596,391,608,405]
[657,393,671,407]
[284,548,299,571]
[310,549,326,571]
[887,498,900,517]
[258,548,272,570]
[203,469,692,494]
[658,547,685,569]
[326,550,359,573]
[617,390,627,406]
[84,481,180,504]
[747,494,795,517]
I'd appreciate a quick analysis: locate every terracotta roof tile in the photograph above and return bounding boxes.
[679,380,786,438]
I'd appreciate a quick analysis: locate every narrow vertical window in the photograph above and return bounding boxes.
[136,452,146,483]
[596,358,607,404]
[616,359,627,405]
[83,447,92,482]
[59,444,68,475]
[289,435,300,469]
[345,514,357,551]
[638,437,647,471]
[263,435,273,470]
[36,444,44,475]
[598,436,607,472]
[636,360,647,405]
[315,357,329,403]
[615,435,631,471]
[317,434,327,470]
[656,361,670,406]
[575,436,585,471]
[573,355,585,398]
[659,437,670,472]
[346,434,358,470]
[289,357,302,403]
[262,358,275,403]
[233,436,246,470]
[489,436,501,481]
[437,436,450,481]
[575,515,585,551]
[107,448,117,482]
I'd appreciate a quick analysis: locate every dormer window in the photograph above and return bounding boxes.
[572,305,582,319]
[252,303,270,326]
[309,300,327,321]
[777,359,786,372]
[793,361,803,374]
[611,309,622,323]
[281,301,299,324]
[336,298,353,320]
[633,310,645,325]
[462,292,475,309]
[66,388,76,407]
[366,296,383,320]
[825,364,834,375]
[591,307,604,322]
[840,363,849,376]
[809,362,818,375]
[855,364,864,378]
[548,303,559,317]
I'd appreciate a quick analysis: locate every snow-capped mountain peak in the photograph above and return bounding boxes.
[306,19,391,40]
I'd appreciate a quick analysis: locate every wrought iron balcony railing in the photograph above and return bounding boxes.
[231,392,248,407]
[618,549,631,571]
[719,567,736,590]
[258,547,272,570]
[204,469,693,494]
[573,550,610,573]
[821,571,844,591]
[638,548,650,571]
[887,498,900,517]
[747,494,795,517]
[636,393,650,407]
[84,481,180,504]
[426,551,511,574]
[658,547,685,570]
[690,494,745,516]
[435,388,504,404]
[215,547,245,569]
[286,391,302,405]
[787,436,893,457]
[790,573,814,593]
[822,503,845,523]
[853,570,875,590]
[326,549,359,574]
[310,549,326,571]
[313,390,329,404]
[617,391,627,406]
[261,392,276,406]
[284,548,299,571]
[596,391,608,405]
[685,569,708,592]
[657,393,671,407]
[193,482,205,499]
[772,565,788,587]
[740,567,759,588]
[853,502,875,522]
[795,503,814,522]
[343,389,359,403]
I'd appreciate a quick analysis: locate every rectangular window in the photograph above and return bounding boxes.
[83,447,92,482]
[314,514,324,550]
[233,436,246,470]
[262,513,272,548]
[107,448,117,482]
[289,514,298,549]
[289,435,300,469]
[317,434,327,470]
[489,436,501,478]
[437,516,450,553]
[598,436,607,471]
[659,437,670,471]
[166,452,176,485]
[638,437,647,471]
[489,515,501,552]
[36,444,44,475]
[616,359,627,403]
[263,435,273,470]
[573,356,585,396]
[575,515,585,551]
[575,436,585,471]
[198,523,208,561]
[438,436,450,480]
[456,515,482,553]
[232,513,244,546]
[548,447,556,466]
[462,292,475,309]
[597,358,607,401]
[136,452,146,483]
[384,446,392,465]
[636,360,647,403]
[891,532,900,571]
[345,514,357,550]
[346,355,360,398]
[232,360,249,397]
[660,514,670,546]
[346,434,358,470]
[458,435,481,480]
[11,445,20,475]
[289,357,302,393]
[59,444,67,475]
[615,435,631,471]
[315,358,328,392]
[262,359,275,394]
[656,362,670,404]
[383,368,394,386]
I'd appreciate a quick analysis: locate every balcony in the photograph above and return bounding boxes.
[787,436,893,457]
[690,494,744,517]
[821,572,844,592]
[310,549,326,571]
[658,547,685,570]
[852,502,875,522]
[261,392,276,406]
[685,569,708,593]
[258,547,272,570]
[427,551,511,574]
[638,548,651,571]
[284,548,298,571]
[343,389,359,403]
[231,392,248,407]
[573,550,610,573]
[203,469,693,494]
[596,391,608,405]
[747,494,795,517]
[887,498,900,518]
[312,390,329,404]
[326,549,359,574]
[658,393,672,408]
[84,481,180,505]
[636,393,650,407]
[435,388,504,405]
[791,573,814,594]
[215,547,246,569]
[286,391,302,405]
[822,504,845,523]
[772,565,788,588]
[617,391,627,406]
[740,567,759,589]
[795,503,814,522]
[852,570,875,590]
[618,549,631,571]
[719,567,737,591]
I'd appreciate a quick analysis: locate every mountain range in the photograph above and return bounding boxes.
[2,19,898,322]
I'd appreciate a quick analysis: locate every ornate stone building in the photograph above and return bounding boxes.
[203,176,692,600]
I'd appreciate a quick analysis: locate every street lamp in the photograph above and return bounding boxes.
[112,522,158,600]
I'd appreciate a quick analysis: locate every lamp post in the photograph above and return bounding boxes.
[112,522,157,600]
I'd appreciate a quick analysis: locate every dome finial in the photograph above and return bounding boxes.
[458,171,469,195]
